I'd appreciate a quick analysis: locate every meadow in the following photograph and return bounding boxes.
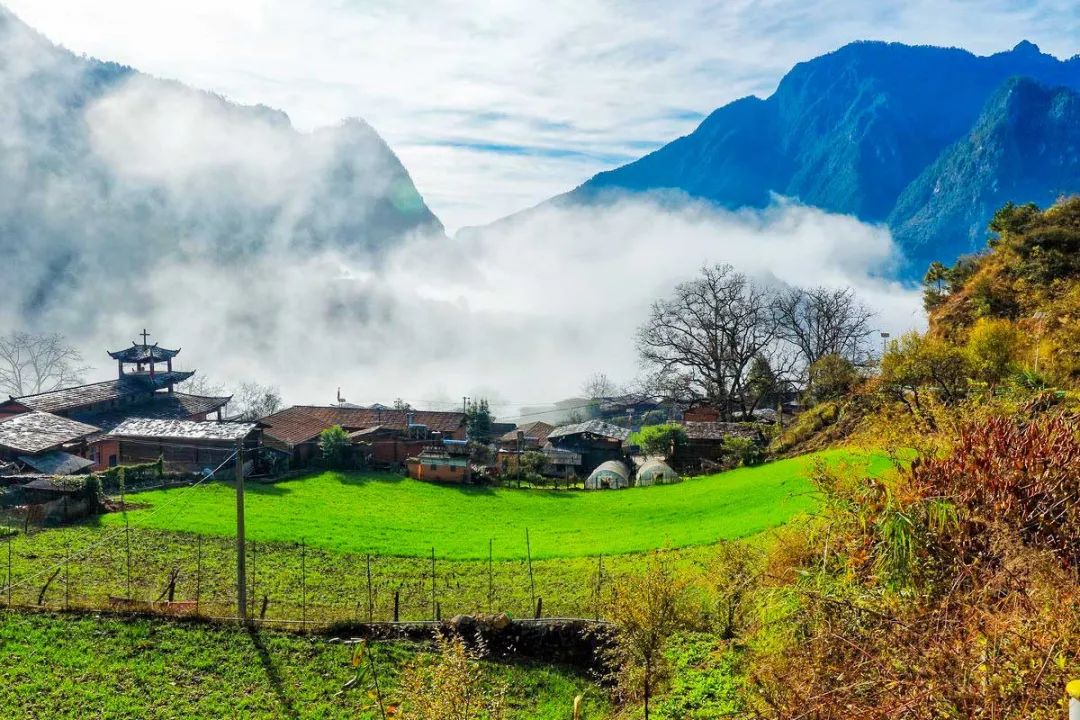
[1,450,893,623]
[99,449,891,559]
[0,611,611,720]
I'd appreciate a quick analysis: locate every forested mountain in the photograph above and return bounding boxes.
[559,40,1080,276]
[0,5,442,318]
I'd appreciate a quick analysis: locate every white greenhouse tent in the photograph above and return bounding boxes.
[636,459,680,486]
[585,460,631,490]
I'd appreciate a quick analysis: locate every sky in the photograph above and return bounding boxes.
[5,0,1078,231]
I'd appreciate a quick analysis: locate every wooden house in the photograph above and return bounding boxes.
[107,418,261,474]
[547,420,631,476]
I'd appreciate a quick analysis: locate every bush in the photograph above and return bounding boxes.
[96,458,163,490]
[628,423,688,458]
[806,353,859,404]
[319,425,350,468]
[721,436,762,467]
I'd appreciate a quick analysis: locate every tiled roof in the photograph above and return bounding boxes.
[499,421,555,443]
[261,405,466,448]
[73,393,230,433]
[11,372,194,413]
[17,450,95,475]
[108,343,181,363]
[109,418,259,442]
[548,419,631,442]
[682,421,761,441]
[0,412,100,454]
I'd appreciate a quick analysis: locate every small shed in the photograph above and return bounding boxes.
[585,460,630,490]
[636,459,680,486]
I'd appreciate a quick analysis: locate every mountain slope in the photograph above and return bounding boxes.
[0,6,442,318]
[889,78,1080,269]
[563,40,1080,275]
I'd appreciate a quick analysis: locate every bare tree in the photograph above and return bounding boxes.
[636,264,781,420]
[774,286,876,369]
[177,374,228,397]
[0,332,89,397]
[581,371,615,400]
[232,382,283,421]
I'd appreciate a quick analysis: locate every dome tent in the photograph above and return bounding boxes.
[636,459,680,486]
[585,460,630,490]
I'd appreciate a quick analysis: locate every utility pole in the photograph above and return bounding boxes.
[235,440,247,623]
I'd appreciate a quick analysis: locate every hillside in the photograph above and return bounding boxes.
[544,40,1080,276]
[0,6,442,321]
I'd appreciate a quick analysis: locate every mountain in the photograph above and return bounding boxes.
[0,6,442,318]
[560,40,1080,276]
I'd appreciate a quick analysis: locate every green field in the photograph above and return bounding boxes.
[0,611,611,719]
[102,450,889,560]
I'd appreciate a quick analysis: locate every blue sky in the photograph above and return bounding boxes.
[7,0,1079,230]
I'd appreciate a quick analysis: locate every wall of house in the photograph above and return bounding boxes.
[119,439,236,473]
[90,438,120,471]
[407,459,470,483]
[370,439,431,465]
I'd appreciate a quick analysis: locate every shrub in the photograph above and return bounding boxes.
[319,425,350,468]
[806,353,859,403]
[721,436,762,467]
[398,632,507,720]
[628,423,687,458]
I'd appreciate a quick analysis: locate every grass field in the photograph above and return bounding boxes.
[101,450,891,560]
[0,611,611,719]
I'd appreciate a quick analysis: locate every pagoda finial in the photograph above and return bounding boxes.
[140,329,151,346]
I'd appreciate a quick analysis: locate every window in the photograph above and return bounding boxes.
[108,454,118,467]
[429,464,437,471]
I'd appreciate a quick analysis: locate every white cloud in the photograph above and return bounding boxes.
[5,0,1077,230]
[46,195,923,414]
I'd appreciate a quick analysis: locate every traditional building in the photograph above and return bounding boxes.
[260,405,467,468]
[0,411,99,476]
[547,419,631,476]
[0,332,232,471]
[496,421,555,450]
[107,418,261,474]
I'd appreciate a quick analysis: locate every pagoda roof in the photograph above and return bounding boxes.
[108,343,181,363]
[72,392,231,434]
[9,371,195,414]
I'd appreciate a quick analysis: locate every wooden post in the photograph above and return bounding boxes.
[63,542,69,610]
[124,515,132,600]
[366,554,373,623]
[250,540,256,618]
[235,441,247,622]
[596,555,604,621]
[535,596,542,619]
[430,547,436,621]
[393,589,399,622]
[195,536,202,616]
[488,538,493,614]
[300,538,307,627]
[573,694,582,720]
[525,528,535,614]
[6,536,11,607]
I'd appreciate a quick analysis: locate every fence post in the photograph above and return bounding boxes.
[525,528,535,615]
[195,536,202,616]
[393,589,399,622]
[430,547,436,621]
[488,538,493,614]
[6,535,12,607]
[366,554,373,623]
[250,540,257,619]
[64,541,70,610]
[595,555,603,621]
[300,538,307,627]
[1068,680,1080,720]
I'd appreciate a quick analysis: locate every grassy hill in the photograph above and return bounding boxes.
[102,450,889,560]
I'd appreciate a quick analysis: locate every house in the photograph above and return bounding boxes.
[677,421,765,470]
[585,460,630,490]
[107,418,261,474]
[496,421,555,450]
[0,334,231,471]
[495,441,582,480]
[547,419,631,476]
[260,405,467,467]
[0,411,99,476]
[407,447,470,483]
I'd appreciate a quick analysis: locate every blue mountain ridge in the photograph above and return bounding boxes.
[561,40,1080,277]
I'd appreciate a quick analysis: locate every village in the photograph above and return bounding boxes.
[0,331,797,518]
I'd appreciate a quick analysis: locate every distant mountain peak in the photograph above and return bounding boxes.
[546,39,1080,278]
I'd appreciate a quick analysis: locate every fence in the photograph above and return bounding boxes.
[0,523,627,628]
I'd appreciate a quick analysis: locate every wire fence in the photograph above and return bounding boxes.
[0,522,619,628]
